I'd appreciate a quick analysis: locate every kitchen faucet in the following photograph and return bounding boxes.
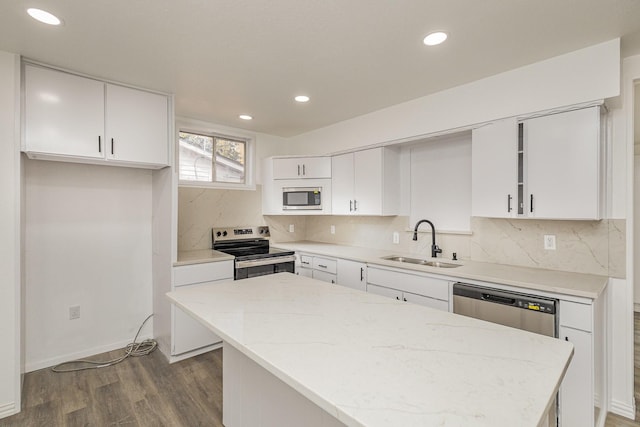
[413,219,442,258]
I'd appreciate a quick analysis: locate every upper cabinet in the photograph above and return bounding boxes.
[332,147,399,216]
[471,106,603,220]
[471,118,518,218]
[524,107,602,220]
[24,64,169,169]
[272,156,331,179]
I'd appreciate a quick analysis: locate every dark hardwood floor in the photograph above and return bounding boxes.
[3,313,640,426]
[0,348,224,427]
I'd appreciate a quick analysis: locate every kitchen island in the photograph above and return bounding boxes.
[167,273,573,427]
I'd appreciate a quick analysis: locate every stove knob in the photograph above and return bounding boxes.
[222,231,228,236]
[216,231,222,237]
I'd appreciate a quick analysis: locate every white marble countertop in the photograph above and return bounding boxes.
[272,241,608,299]
[167,273,573,427]
[174,249,234,266]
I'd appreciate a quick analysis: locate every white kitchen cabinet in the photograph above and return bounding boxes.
[558,325,593,427]
[105,83,169,166]
[172,260,233,357]
[525,107,602,219]
[332,147,400,216]
[471,118,518,218]
[24,63,169,169]
[366,266,450,311]
[336,259,366,291]
[296,253,337,283]
[25,64,105,159]
[470,106,603,220]
[272,156,331,179]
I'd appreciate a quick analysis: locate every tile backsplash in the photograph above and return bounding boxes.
[179,187,625,278]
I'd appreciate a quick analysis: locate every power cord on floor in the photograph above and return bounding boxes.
[51,314,157,373]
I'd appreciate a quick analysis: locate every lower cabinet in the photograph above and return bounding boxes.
[557,298,605,427]
[172,260,234,357]
[366,266,450,311]
[296,254,337,283]
[336,259,367,291]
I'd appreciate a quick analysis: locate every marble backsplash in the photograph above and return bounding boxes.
[178,187,625,278]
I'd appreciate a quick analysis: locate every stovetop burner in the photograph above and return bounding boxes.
[212,226,294,260]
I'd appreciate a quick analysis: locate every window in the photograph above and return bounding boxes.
[178,131,249,186]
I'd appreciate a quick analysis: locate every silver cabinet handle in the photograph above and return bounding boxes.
[297,165,300,176]
[301,261,310,265]
[111,138,114,155]
[530,194,534,213]
[302,164,306,175]
[353,200,358,211]
[507,194,512,212]
[318,264,328,269]
[349,200,353,212]
[360,267,364,281]
[98,136,102,153]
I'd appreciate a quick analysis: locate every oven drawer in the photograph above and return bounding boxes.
[174,261,234,287]
[312,257,337,274]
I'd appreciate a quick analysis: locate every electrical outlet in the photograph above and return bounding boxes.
[544,235,556,250]
[69,305,80,320]
[392,232,399,244]
[289,224,295,233]
[330,225,335,234]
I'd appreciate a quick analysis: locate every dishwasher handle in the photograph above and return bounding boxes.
[481,293,516,306]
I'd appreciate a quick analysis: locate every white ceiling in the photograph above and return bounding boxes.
[2,0,640,137]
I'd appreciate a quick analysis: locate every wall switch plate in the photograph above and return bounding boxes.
[393,232,399,244]
[544,235,556,250]
[289,224,295,233]
[69,305,80,320]
[330,225,335,234]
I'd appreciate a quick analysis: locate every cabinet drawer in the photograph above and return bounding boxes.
[367,267,449,301]
[560,300,592,332]
[299,255,313,268]
[313,270,336,284]
[174,261,234,287]
[367,283,402,300]
[313,257,337,274]
[403,292,449,311]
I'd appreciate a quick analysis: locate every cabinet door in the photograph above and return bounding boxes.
[336,259,366,291]
[105,84,169,167]
[24,65,105,159]
[300,157,331,178]
[525,107,601,219]
[558,326,594,427]
[296,267,313,278]
[273,158,304,179]
[331,153,355,214]
[312,270,336,284]
[403,291,449,311]
[471,118,518,218]
[353,148,383,215]
[366,283,403,301]
[172,287,222,355]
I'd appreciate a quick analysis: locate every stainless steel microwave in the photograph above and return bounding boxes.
[283,187,322,210]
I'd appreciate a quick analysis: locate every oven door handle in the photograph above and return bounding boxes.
[235,255,297,269]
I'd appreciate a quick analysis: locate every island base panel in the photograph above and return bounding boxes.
[223,343,346,427]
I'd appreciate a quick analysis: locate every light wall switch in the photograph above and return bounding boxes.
[289,224,295,233]
[544,234,556,250]
[393,232,400,244]
[330,225,335,234]
[69,305,80,320]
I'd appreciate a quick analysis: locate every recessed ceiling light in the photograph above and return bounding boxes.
[27,8,62,26]
[239,114,252,120]
[423,31,447,46]
[294,95,310,103]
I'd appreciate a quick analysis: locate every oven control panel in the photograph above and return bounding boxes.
[212,226,270,242]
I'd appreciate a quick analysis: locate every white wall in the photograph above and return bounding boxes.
[24,160,153,371]
[289,39,620,155]
[0,50,21,418]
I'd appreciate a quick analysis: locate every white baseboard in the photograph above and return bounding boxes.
[0,401,17,419]
[25,333,153,373]
[609,398,636,420]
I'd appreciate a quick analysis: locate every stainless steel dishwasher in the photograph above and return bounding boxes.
[452,282,557,337]
[453,282,559,427]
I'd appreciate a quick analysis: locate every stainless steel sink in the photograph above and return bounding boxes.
[381,255,460,268]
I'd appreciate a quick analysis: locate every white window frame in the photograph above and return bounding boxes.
[177,117,256,190]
